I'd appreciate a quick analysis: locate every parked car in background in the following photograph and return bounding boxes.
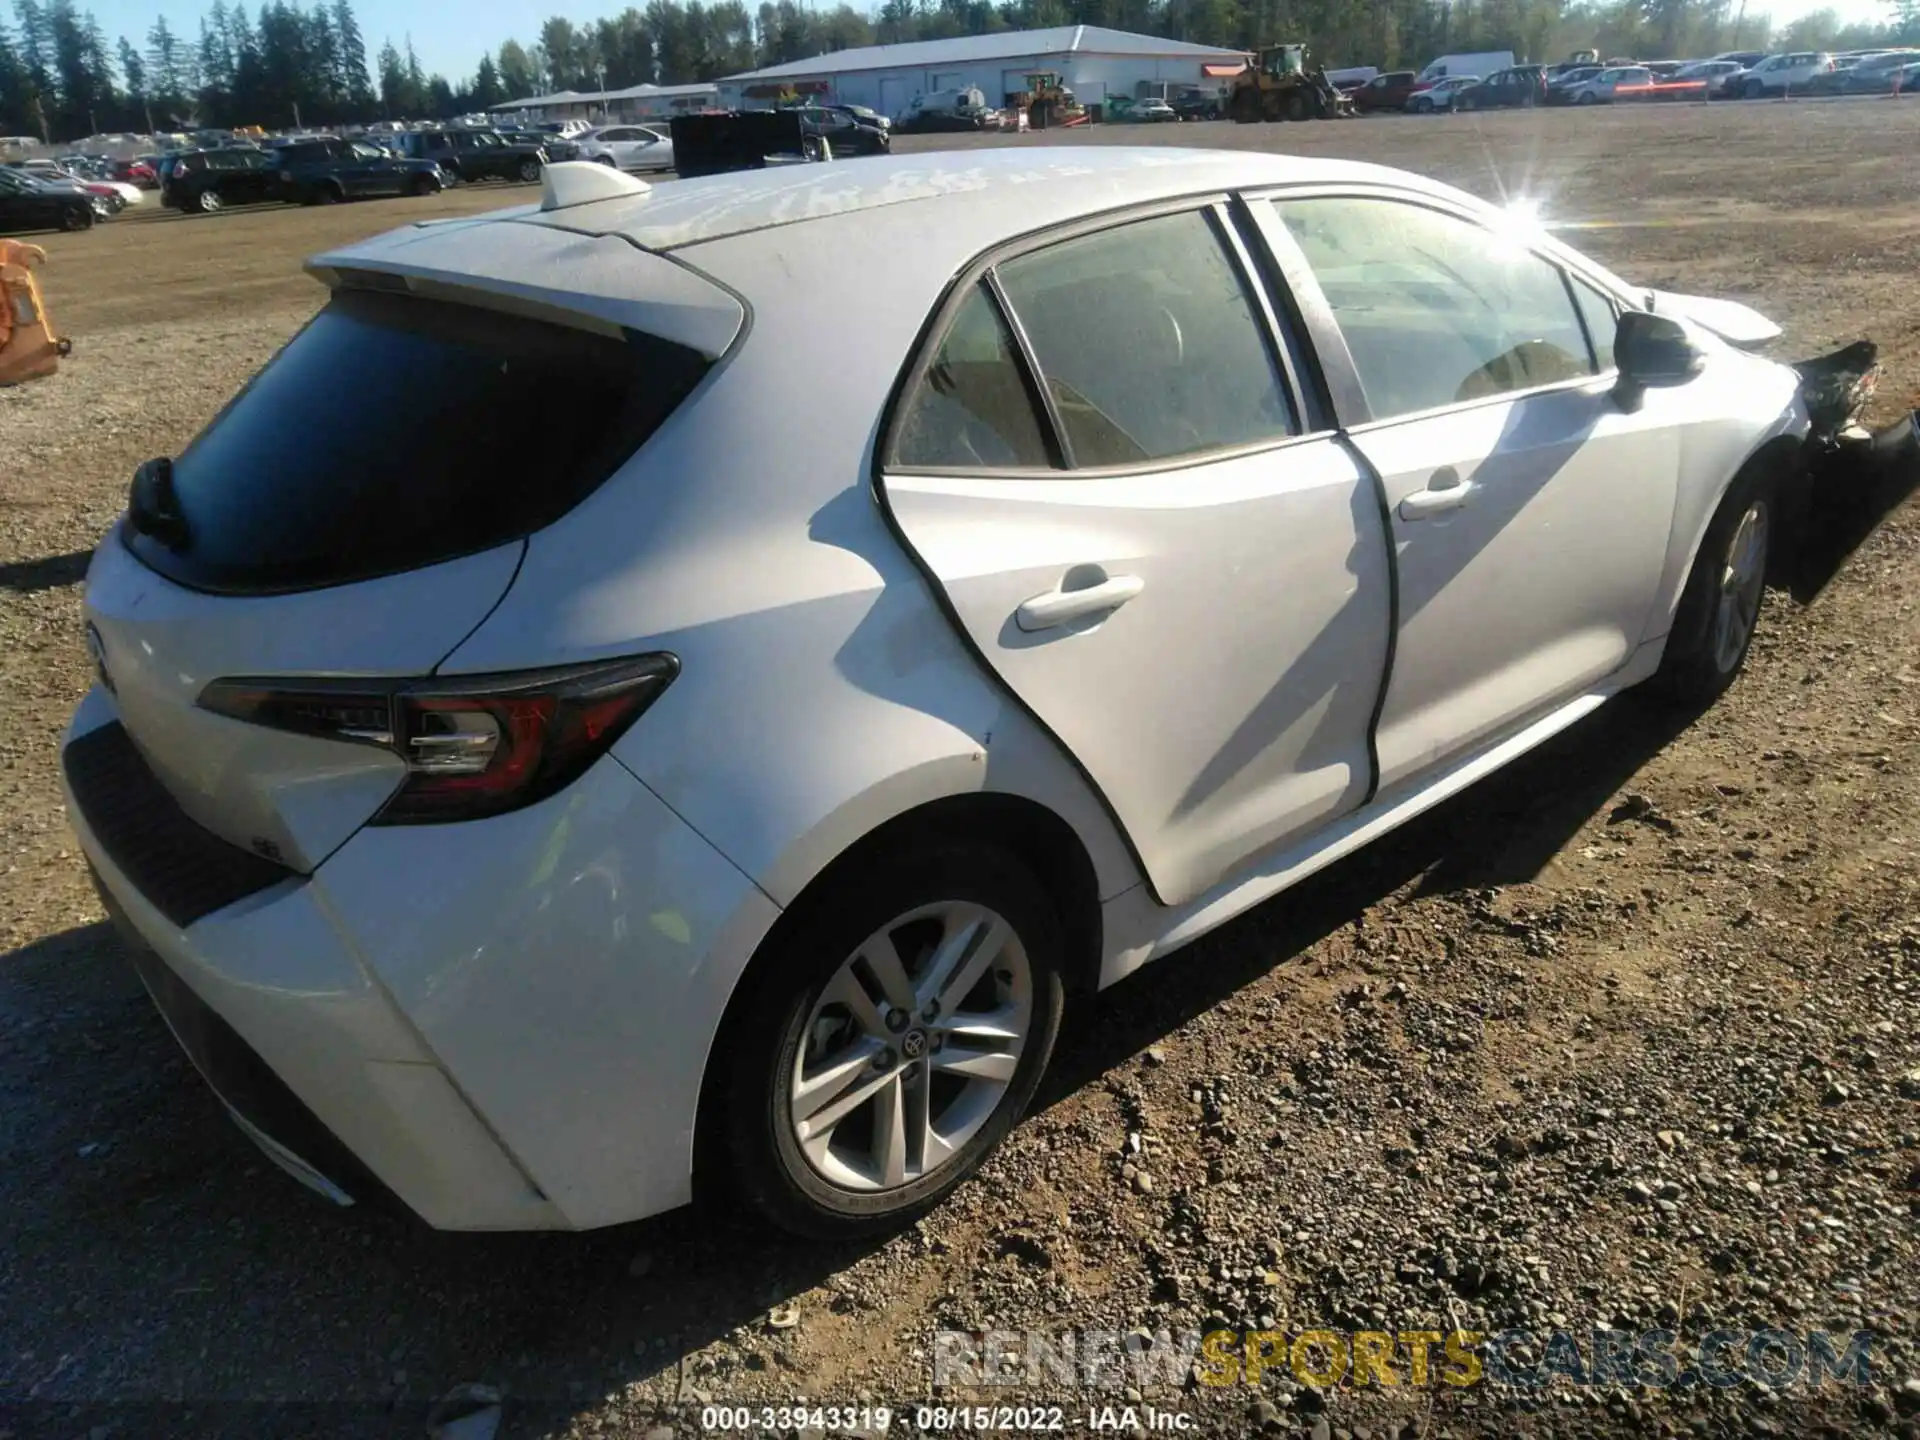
[1545,65,1604,101]
[1408,76,1481,111]
[1123,96,1178,122]
[1800,55,1864,94]
[573,124,677,172]
[1711,49,1767,67]
[270,137,445,204]
[1455,64,1548,109]
[1844,50,1920,90]
[1171,87,1226,119]
[110,158,158,187]
[0,165,99,231]
[819,102,889,130]
[538,119,593,140]
[1348,70,1417,110]
[795,105,891,156]
[160,148,282,213]
[1673,59,1748,95]
[390,129,547,184]
[1736,52,1835,97]
[7,161,129,213]
[497,128,580,161]
[1871,58,1920,91]
[67,148,1824,1242]
[1563,65,1654,103]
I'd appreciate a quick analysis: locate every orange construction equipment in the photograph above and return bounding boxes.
[0,239,70,385]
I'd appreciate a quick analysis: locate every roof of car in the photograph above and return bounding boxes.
[520,146,1413,253]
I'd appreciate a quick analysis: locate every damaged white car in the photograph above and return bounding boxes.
[64,151,1893,1239]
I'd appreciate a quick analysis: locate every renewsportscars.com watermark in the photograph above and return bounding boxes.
[931,1327,1876,1392]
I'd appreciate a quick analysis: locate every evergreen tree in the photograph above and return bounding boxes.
[330,0,371,108]
[146,15,187,105]
[470,49,503,106]
[496,37,536,95]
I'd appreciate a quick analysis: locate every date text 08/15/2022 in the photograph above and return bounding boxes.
[698,1405,1197,1432]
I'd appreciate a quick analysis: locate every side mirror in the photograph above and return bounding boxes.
[1614,309,1704,412]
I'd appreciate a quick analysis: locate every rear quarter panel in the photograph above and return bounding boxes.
[435,208,1143,913]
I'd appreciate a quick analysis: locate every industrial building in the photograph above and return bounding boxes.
[487,81,720,125]
[715,25,1252,117]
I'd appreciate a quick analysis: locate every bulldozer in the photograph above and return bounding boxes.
[1228,44,1353,122]
[1019,71,1083,129]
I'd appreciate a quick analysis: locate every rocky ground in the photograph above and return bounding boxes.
[1,100,1916,1440]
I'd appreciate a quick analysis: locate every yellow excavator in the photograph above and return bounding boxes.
[1018,71,1083,129]
[1228,44,1353,122]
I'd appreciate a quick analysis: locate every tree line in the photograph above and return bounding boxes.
[2,0,1912,142]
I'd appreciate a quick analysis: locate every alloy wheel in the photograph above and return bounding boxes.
[197,189,222,213]
[1712,501,1769,673]
[788,900,1033,1193]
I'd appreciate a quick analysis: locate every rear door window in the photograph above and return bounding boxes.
[994,208,1297,466]
[891,284,1052,469]
[125,289,709,593]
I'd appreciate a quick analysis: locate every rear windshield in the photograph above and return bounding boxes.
[124,288,708,593]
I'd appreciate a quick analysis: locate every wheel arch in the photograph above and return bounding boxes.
[689,787,1104,1200]
[1650,427,1805,653]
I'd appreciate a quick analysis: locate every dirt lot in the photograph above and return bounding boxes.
[2,101,1917,1440]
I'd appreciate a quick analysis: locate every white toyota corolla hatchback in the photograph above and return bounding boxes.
[65,150,1810,1237]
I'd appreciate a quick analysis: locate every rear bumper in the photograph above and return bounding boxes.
[62,684,782,1230]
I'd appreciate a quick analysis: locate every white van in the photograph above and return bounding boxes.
[1414,51,1516,85]
[900,87,988,124]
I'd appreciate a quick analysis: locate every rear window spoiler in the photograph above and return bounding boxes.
[307,219,745,360]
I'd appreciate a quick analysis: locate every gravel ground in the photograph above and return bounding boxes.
[1,101,1917,1440]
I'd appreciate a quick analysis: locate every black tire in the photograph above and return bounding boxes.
[1283,89,1310,122]
[517,157,541,183]
[713,842,1066,1240]
[408,174,438,197]
[194,187,223,214]
[59,203,93,231]
[1648,459,1782,708]
[1232,90,1258,123]
[1412,97,1432,113]
[1745,79,1765,100]
[1576,90,1597,105]
[596,153,617,165]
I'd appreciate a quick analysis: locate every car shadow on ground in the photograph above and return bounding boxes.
[1,685,1708,1439]
[0,547,90,593]
[1779,431,1920,604]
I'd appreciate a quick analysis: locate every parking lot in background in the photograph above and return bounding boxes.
[3,98,1918,1439]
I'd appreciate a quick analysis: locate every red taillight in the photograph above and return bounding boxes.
[198,655,678,824]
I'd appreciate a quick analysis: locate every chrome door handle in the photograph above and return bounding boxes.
[1015,572,1145,633]
[1398,468,1475,520]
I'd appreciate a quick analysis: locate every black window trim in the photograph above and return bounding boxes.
[881,190,1330,482]
[1566,273,1621,376]
[1242,182,1634,434]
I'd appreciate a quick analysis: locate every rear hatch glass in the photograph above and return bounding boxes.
[125,288,707,594]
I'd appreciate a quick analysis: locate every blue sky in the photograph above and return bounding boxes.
[80,0,1899,89]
